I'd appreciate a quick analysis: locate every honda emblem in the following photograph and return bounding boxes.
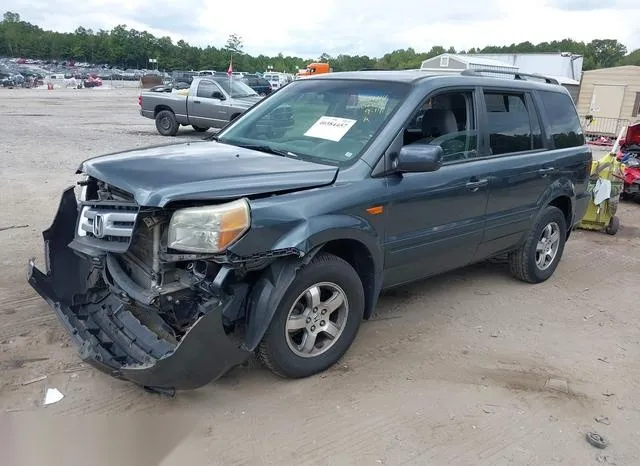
[93,214,105,238]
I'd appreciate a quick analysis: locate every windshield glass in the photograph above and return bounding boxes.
[216,79,409,166]
[212,76,257,97]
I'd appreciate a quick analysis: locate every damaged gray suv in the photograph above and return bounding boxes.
[28,69,591,393]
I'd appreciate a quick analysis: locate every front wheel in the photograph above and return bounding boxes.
[508,206,567,284]
[257,253,365,379]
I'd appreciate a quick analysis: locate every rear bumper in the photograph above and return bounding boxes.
[27,187,251,391]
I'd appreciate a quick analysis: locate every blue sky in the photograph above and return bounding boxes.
[8,0,640,58]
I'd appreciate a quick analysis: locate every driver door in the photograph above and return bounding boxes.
[382,88,493,287]
[188,79,229,128]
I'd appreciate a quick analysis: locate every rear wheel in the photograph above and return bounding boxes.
[508,206,567,284]
[257,253,365,379]
[192,125,208,132]
[605,216,620,235]
[155,110,179,136]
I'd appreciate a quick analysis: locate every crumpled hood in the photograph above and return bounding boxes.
[78,141,338,207]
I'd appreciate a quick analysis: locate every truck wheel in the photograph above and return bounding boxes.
[257,253,365,379]
[508,206,567,284]
[155,110,179,136]
[192,125,208,132]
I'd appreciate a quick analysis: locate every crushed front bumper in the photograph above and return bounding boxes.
[27,187,251,391]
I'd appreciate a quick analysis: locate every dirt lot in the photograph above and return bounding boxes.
[1,86,640,465]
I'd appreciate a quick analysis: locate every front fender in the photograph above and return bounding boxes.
[242,214,384,352]
[271,214,383,270]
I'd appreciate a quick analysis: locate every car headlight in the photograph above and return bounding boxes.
[167,199,251,253]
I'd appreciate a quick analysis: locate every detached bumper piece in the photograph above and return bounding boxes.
[27,187,251,391]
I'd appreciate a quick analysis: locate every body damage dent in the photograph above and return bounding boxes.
[26,187,252,390]
[255,215,384,320]
[243,247,322,351]
[240,215,385,350]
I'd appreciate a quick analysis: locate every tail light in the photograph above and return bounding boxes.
[138,95,142,106]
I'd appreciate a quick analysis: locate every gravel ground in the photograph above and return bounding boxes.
[1,86,640,466]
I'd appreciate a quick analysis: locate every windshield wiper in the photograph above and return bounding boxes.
[234,143,298,158]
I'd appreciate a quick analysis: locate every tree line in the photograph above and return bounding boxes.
[2,11,638,74]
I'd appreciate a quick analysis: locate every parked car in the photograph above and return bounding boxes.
[139,76,263,135]
[241,74,272,96]
[83,75,103,88]
[171,71,197,85]
[28,70,591,393]
[263,72,288,91]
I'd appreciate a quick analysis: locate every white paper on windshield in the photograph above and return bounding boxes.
[304,116,357,142]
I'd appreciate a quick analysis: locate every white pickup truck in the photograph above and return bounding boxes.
[139,76,263,136]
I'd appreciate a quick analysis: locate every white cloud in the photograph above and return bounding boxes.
[7,0,640,57]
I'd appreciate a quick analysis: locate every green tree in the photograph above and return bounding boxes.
[586,39,627,69]
[224,33,243,55]
[618,48,640,66]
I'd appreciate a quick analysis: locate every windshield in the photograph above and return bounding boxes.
[212,76,257,97]
[216,79,409,166]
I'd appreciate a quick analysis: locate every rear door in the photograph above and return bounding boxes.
[187,79,229,128]
[534,89,592,224]
[475,87,558,258]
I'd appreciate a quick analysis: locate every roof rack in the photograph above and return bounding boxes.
[460,68,560,85]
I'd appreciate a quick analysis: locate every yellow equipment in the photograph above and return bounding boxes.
[577,152,625,235]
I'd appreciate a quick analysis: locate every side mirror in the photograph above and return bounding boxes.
[212,91,225,100]
[393,144,443,173]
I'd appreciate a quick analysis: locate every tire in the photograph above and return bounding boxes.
[192,125,208,132]
[508,206,567,284]
[257,253,365,379]
[605,215,620,235]
[155,109,179,136]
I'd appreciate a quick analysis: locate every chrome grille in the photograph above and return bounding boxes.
[77,203,139,243]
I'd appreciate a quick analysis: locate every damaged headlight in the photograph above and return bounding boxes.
[167,199,251,253]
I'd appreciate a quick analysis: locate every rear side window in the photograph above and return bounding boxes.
[483,92,543,155]
[538,90,585,149]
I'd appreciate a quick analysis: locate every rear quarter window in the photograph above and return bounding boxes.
[538,90,585,149]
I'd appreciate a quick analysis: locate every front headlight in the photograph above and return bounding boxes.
[167,199,251,253]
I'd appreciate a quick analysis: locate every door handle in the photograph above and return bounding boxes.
[193,100,201,104]
[538,167,555,177]
[466,178,489,192]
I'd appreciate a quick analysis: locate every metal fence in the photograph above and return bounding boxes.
[580,115,630,139]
